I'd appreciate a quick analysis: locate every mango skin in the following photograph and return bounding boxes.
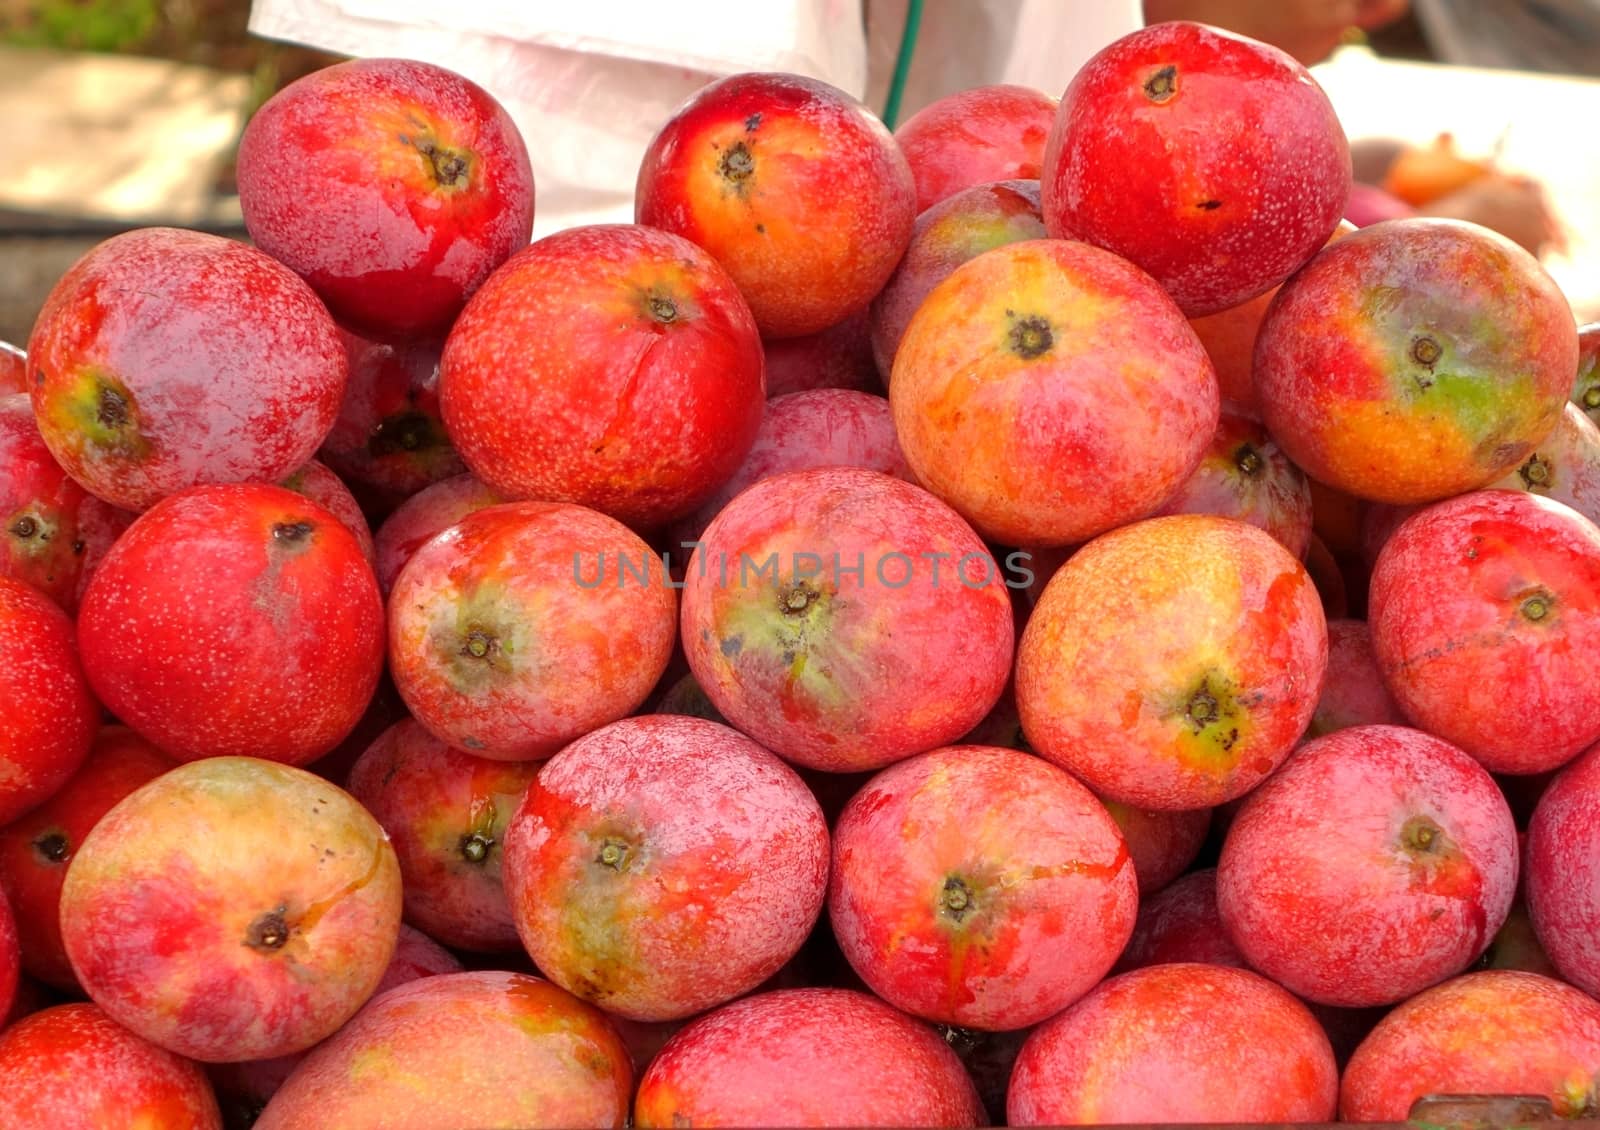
[1255,218,1578,506]
[891,238,1219,548]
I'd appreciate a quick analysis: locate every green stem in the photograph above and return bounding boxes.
[881,0,924,131]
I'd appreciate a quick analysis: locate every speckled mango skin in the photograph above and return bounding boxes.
[633,987,984,1128]
[870,179,1047,382]
[59,757,403,1063]
[762,310,880,399]
[1153,409,1313,558]
[1369,490,1600,774]
[665,388,912,551]
[1114,869,1246,973]
[1194,291,1279,413]
[255,972,632,1130]
[0,726,172,990]
[25,228,348,513]
[894,85,1057,214]
[1341,971,1600,1121]
[346,718,541,953]
[1526,743,1600,996]
[1255,218,1579,506]
[1007,963,1339,1125]
[0,1003,222,1130]
[1488,402,1600,528]
[277,459,374,567]
[75,482,385,766]
[0,575,98,827]
[318,328,463,506]
[1016,514,1326,810]
[890,238,1219,548]
[1187,220,1358,412]
[680,466,1014,773]
[1100,799,1210,895]
[1570,322,1600,424]
[387,500,677,760]
[204,922,463,1123]
[635,72,917,340]
[236,57,535,342]
[0,393,118,613]
[1216,725,1519,1008]
[1040,21,1351,317]
[1307,618,1405,739]
[439,224,765,529]
[502,715,829,1022]
[372,471,502,595]
[828,744,1137,1030]
[938,700,1208,895]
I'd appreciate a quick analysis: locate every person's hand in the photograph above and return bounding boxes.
[1141,0,1411,66]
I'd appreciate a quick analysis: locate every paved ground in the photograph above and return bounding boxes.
[0,36,324,350]
[0,235,106,347]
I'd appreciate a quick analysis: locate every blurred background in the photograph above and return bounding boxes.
[0,1,339,340]
[2,0,1597,344]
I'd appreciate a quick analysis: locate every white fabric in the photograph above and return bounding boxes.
[862,0,1146,117]
[246,0,1144,238]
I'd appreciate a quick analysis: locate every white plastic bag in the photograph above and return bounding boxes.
[246,0,1143,237]
[247,0,868,237]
